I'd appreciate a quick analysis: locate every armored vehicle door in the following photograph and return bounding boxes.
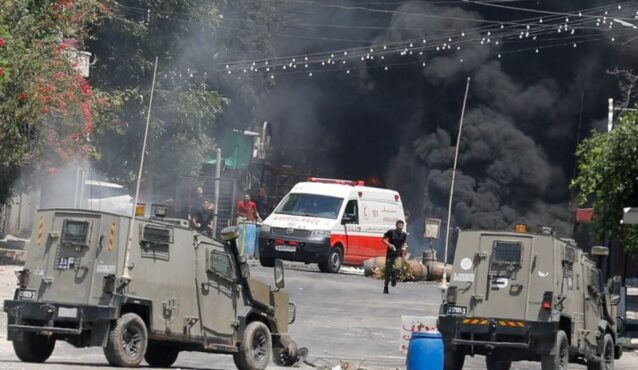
[34,211,104,304]
[196,240,238,345]
[471,234,533,320]
[582,258,602,347]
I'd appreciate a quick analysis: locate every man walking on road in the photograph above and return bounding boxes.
[382,220,407,294]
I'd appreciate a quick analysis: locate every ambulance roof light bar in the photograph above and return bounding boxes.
[308,177,365,186]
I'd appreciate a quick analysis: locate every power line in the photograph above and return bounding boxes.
[471,0,638,22]
[113,1,634,69]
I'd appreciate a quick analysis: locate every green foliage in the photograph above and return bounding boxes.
[0,0,117,204]
[571,108,638,254]
[89,0,281,199]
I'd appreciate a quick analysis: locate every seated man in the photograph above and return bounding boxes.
[193,199,215,237]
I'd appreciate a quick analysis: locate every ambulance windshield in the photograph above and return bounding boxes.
[274,193,343,219]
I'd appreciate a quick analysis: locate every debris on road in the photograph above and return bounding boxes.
[363,256,450,282]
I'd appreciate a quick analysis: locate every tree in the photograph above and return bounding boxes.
[0,0,119,204]
[87,1,282,200]
[571,106,638,254]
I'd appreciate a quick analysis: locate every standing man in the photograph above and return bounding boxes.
[382,220,407,294]
[255,187,269,219]
[236,193,259,222]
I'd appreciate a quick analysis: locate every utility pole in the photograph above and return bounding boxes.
[122,56,159,280]
[213,147,222,237]
[442,77,471,288]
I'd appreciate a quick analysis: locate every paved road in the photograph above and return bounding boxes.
[1,263,637,369]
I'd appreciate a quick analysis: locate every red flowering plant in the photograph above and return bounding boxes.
[0,0,120,203]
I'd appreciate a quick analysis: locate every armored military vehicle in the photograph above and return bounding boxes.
[438,228,622,370]
[3,208,300,369]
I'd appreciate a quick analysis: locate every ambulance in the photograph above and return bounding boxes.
[258,178,406,273]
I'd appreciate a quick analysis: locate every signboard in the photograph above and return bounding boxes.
[399,315,438,352]
[424,218,441,239]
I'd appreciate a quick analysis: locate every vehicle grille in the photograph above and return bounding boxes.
[271,227,312,238]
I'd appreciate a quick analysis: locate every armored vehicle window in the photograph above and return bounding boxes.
[492,241,522,265]
[142,225,173,244]
[61,220,90,245]
[208,250,235,280]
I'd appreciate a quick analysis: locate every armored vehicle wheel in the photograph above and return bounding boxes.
[12,332,55,363]
[486,354,511,370]
[541,330,569,370]
[319,247,342,273]
[233,321,272,370]
[587,333,614,370]
[144,341,179,367]
[259,256,274,267]
[444,348,465,370]
[104,313,148,367]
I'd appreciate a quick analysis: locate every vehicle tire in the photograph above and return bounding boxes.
[444,348,465,370]
[233,321,272,370]
[144,341,179,367]
[259,256,274,267]
[103,312,148,368]
[319,247,342,273]
[486,354,512,370]
[12,332,55,363]
[541,330,569,370]
[587,333,614,370]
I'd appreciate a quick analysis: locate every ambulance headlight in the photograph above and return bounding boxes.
[261,225,271,233]
[311,230,331,238]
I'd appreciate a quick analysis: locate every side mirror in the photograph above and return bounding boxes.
[341,214,355,225]
[608,275,622,305]
[590,246,609,256]
[274,259,285,289]
[221,226,239,241]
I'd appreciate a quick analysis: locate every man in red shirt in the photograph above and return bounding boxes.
[236,193,259,221]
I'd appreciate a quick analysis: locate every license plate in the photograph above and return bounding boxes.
[275,245,296,252]
[57,307,78,319]
[17,289,36,301]
[55,256,77,270]
[447,305,467,315]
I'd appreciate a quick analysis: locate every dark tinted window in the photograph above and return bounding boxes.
[492,241,522,264]
[343,200,358,223]
[143,225,172,244]
[62,220,89,245]
[274,193,343,219]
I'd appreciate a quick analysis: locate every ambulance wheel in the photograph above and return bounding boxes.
[144,341,179,367]
[541,330,568,370]
[104,313,148,368]
[259,256,274,267]
[587,333,614,370]
[319,247,342,273]
[233,321,272,370]
[444,347,465,370]
[486,354,511,370]
[12,332,55,363]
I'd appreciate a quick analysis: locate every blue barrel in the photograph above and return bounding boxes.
[406,331,443,370]
[237,223,258,256]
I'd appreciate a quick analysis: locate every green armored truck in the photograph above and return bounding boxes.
[3,208,300,369]
[438,228,622,370]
